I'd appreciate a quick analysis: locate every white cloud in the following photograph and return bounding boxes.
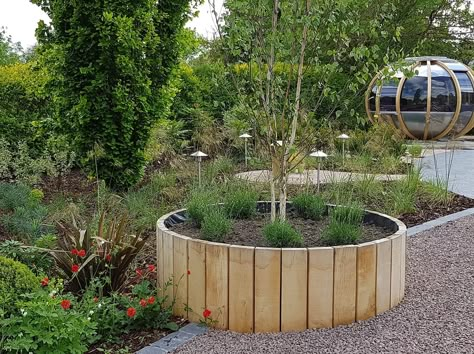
[0,0,224,48]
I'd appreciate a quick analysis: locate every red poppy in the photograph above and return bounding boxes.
[136,268,143,277]
[147,264,155,272]
[61,299,71,310]
[78,249,86,257]
[187,269,191,275]
[40,277,49,287]
[139,299,147,307]
[71,264,80,273]
[127,307,137,318]
[203,308,211,318]
[147,296,155,305]
[71,249,79,256]
[93,297,99,303]
[105,254,112,262]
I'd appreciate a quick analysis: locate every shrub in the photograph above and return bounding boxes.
[1,204,51,241]
[322,222,361,246]
[0,256,38,312]
[203,156,235,183]
[186,188,219,226]
[224,186,258,219]
[406,144,423,158]
[0,290,96,354]
[330,204,364,225]
[263,221,304,248]
[50,211,148,294]
[0,237,55,275]
[201,209,232,242]
[292,193,326,220]
[0,183,31,211]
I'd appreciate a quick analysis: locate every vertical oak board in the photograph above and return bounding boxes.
[187,239,206,323]
[308,247,334,329]
[356,242,376,321]
[254,248,281,332]
[400,233,407,299]
[333,246,357,327]
[229,246,255,333]
[162,231,174,308]
[281,249,308,331]
[375,239,391,314]
[173,235,189,318]
[390,235,403,308]
[156,227,164,297]
[206,242,229,329]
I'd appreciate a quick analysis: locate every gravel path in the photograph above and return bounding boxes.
[175,216,474,354]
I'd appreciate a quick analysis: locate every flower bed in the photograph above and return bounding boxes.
[156,204,407,333]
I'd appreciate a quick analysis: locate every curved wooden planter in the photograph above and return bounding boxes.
[156,204,407,333]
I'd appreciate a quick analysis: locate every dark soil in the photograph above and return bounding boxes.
[398,193,474,227]
[171,211,393,247]
[38,169,97,204]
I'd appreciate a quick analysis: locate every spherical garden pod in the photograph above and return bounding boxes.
[156,203,407,333]
[366,56,474,140]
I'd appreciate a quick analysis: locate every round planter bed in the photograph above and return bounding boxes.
[156,202,407,333]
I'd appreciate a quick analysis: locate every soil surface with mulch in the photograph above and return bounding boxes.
[171,211,394,247]
[398,193,474,227]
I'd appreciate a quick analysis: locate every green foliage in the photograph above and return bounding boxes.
[322,222,361,246]
[0,28,21,65]
[330,204,365,226]
[0,256,39,312]
[79,277,176,343]
[406,144,423,158]
[292,193,326,221]
[0,290,96,354]
[0,184,52,242]
[0,237,56,275]
[224,185,258,219]
[201,208,232,242]
[422,179,453,206]
[186,188,219,226]
[51,211,148,293]
[386,169,421,216]
[263,221,304,248]
[203,156,235,183]
[31,0,193,189]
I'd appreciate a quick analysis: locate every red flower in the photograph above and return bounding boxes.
[105,254,112,262]
[147,296,155,305]
[136,268,143,277]
[203,308,211,318]
[139,299,147,307]
[71,264,80,273]
[61,299,71,310]
[93,297,99,303]
[71,249,79,256]
[187,269,191,275]
[127,307,136,318]
[147,264,155,272]
[40,277,49,287]
[78,249,86,257]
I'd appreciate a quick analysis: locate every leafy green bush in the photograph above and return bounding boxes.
[406,144,423,158]
[0,237,55,275]
[322,222,361,246]
[0,183,31,211]
[0,291,96,354]
[224,187,258,219]
[186,188,219,226]
[0,256,38,312]
[292,193,326,220]
[330,204,364,225]
[201,209,232,242]
[1,204,50,241]
[263,221,304,248]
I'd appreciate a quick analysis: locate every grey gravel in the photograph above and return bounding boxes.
[174,215,474,354]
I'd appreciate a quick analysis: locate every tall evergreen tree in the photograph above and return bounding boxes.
[31,0,192,189]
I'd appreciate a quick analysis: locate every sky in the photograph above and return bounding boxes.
[0,0,225,49]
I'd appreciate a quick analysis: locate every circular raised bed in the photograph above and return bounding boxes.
[156,203,407,333]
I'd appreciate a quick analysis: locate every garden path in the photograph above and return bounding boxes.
[420,149,474,198]
[174,214,474,354]
[235,169,406,185]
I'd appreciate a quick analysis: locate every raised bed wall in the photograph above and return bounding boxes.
[157,209,406,333]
